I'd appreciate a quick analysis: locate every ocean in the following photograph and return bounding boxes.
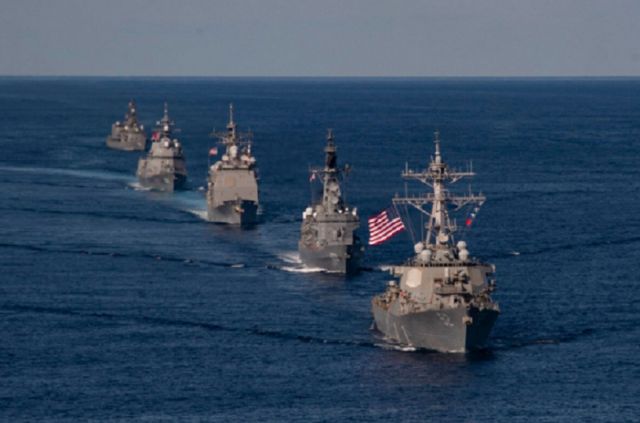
[1,77,639,422]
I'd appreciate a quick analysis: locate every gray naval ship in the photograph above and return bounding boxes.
[372,132,499,352]
[206,104,259,225]
[106,100,147,151]
[136,103,187,191]
[298,130,362,274]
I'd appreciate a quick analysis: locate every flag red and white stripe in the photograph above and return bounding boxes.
[209,147,218,156]
[368,207,405,246]
[151,131,160,142]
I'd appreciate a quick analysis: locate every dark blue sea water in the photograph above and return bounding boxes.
[1,77,639,422]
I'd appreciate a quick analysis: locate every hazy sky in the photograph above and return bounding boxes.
[1,0,639,76]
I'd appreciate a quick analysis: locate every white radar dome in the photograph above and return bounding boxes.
[459,249,469,261]
[419,249,432,262]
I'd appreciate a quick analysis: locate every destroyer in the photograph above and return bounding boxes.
[298,130,362,274]
[371,132,499,352]
[206,104,259,225]
[136,103,187,191]
[106,100,147,151]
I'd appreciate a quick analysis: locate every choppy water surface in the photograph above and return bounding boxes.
[1,78,639,422]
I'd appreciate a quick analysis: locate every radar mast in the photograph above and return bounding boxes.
[393,131,485,260]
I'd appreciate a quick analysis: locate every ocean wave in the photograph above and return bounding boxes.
[373,342,418,352]
[0,165,134,183]
[0,206,199,225]
[184,208,209,221]
[127,181,153,191]
[278,251,301,264]
[280,265,326,274]
[1,303,377,349]
[0,242,244,269]
[486,235,640,261]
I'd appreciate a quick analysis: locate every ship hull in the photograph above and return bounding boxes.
[371,302,498,353]
[106,134,147,151]
[137,173,187,192]
[136,155,187,192]
[298,242,361,275]
[207,200,258,226]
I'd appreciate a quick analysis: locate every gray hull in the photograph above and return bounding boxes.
[298,242,361,274]
[207,200,258,226]
[372,303,498,353]
[106,134,146,151]
[138,173,187,192]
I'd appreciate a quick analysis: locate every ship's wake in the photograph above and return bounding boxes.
[184,208,209,221]
[127,181,153,191]
[373,342,418,352]
[275,251,326,273]
[0,165,134,183]
[162,190,209,221]
[0,241,245,269]
[490,328,597,351]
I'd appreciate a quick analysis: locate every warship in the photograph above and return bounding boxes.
[371,132,499,352]
[298,130,362,274]
[136,103,187,191]
[106,100,147,151]
[206,104,259,225]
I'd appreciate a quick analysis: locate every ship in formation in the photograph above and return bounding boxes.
[136,103,188,191]
[298,130,362,274]
[106,100,147,151]
[371,132,499,352]
[104,99,503,351]
[206,104,260,225]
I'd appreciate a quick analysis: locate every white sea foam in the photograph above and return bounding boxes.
[185,209,209,221]
[168,191,210,221]
[374,342,417,352]
[127,182,152,191]
[279,251,302,264]
[280,265,325,273]
[276,251,326,273]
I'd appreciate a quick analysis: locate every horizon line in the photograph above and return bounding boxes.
[1,74,640,80]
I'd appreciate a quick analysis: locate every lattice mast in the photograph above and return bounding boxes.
[211,104,254,159]
[393,131,485,252]
[308,129,352,212]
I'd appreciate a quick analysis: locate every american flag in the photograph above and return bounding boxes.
[209,147,218,156]
[151,131,160,142]
[368,206,405,246]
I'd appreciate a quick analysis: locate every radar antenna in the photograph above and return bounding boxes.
[393,131,485,254]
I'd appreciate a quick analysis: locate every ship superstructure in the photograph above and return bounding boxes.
[298,130,362,274]
[206,104,259,225]
[136,103,187,191]
[371,132,499,352]
[106,100,147,151]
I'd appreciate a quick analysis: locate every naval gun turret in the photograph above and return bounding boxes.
[371,131,499,352]
[136,103,187,191]
[298,130,362,274]
[106,100,147,151]
[206,104,259,225]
